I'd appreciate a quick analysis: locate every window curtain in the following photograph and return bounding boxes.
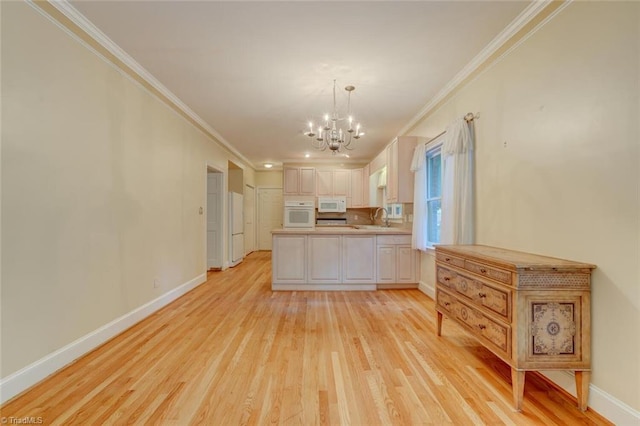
[410,142,427,250]
[441,117,474,244]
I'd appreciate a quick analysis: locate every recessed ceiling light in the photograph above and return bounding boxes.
[304,153,310,158]
[344,154,350,158]
[264,163,273,169]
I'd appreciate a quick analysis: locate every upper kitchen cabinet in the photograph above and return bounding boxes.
[283,167,316,196]
[386,136,425,204]
[350,165,369,208]
[316,169,351,198]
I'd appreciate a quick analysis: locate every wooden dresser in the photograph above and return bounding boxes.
[434,245,596,411]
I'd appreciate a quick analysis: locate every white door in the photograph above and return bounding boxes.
[244,184,256,255]
[207,172,223,269]
[257,188,283,251]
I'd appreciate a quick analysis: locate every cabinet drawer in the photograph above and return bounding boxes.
[435,288,455,314]
[436,266,456,289]
[377,235,411,245]
[436,252,465,268]
[455,297,511,358]
[465,260,512,284]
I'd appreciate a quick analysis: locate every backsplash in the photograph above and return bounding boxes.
[316,206,413,229]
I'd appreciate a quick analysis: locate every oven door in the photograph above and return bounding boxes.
[284,207,315,228]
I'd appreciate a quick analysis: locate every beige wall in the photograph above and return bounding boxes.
[255,170,283,188]
[1,2,254,377]
[413,2,639,410]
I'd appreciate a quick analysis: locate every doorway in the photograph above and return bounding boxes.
[207,167,224,269]
[244,184,256,255]
[257,188,283,251]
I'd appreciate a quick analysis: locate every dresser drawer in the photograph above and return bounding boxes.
[440,267,511,321]
[465,260,512,284]
[436,266,457,289]
[436,252,465,268]
[437,288,511,358]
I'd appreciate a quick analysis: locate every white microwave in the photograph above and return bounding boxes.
[318,197,347,213]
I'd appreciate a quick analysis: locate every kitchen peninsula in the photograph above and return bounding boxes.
[271,226,418,290]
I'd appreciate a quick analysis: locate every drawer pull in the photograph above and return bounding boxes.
[445,257,451,261]
[444,277,450,281]
[443,302,451,307]
[478,292,487,298]
[480,268,487,274]
[478,324,487,330]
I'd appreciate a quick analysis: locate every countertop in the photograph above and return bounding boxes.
[272,225,412,235]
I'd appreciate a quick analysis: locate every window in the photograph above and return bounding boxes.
[425,146,442,245]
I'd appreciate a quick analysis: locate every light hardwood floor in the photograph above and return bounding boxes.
[1,251,611,425]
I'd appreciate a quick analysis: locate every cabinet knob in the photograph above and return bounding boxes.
[478,292,487,298]
[478,324,487,330]
[480,268,487,274]
[444,277,450,281]
[445,257,451,261]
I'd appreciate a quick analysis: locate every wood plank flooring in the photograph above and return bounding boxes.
[1,251,611,425]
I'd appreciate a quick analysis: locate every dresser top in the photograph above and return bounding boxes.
[436,245,596,272]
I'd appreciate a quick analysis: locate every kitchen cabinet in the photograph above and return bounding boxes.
[316,169,351,198]
[283,167,315,196]
[342,235,376,284]
[435,245,596,412]
[350,168,364,207]
[362,164,370,207]
[386,136,424,204]
[308,235,341,283]
[272,234,307,283]
[272,229,414,290]
[376,234,418,288]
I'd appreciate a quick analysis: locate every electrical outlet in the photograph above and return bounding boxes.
[153,279,159,288]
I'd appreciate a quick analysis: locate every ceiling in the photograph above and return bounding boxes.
[69,1,531,169]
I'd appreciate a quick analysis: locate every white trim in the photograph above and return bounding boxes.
[272,283,376,291]
[399,0,559,137]
[418,280,435,299]
[39,0,255,170]
[0,272,206,404]
[539,371,640,425]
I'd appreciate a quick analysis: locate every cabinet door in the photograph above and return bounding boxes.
[316,170,333,197]
[308,235,341,283]
[343,236,375,283]
[283,167,299,195]
[333,169,351,197]
[350,168,364,207]
[272,235,306,283]
[386,140,398,202]
[362,164,370,207]
[396,245,416,283]
[376,246,396,283]
[299,167,316,195]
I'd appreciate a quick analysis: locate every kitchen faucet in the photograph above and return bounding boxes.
[374,207,390,227]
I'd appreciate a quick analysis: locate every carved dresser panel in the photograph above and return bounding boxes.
[434,244,595,412]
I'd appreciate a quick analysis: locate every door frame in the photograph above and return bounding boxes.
[244,183,256,255]
[257,186,283,251]
[205,164,226,271]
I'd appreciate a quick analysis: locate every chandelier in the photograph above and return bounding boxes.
[304,80,364,154]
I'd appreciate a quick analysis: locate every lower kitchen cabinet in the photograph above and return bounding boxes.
[342,235,376,284]
[308,235,341,283]
[376,235,418,288]
[272,231,417,290]
[272,235,307,283]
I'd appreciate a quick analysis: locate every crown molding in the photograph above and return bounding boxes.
[35,0,256,170]
[399,0,570,137]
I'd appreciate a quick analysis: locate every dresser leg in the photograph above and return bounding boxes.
[436,311,443,336]
[511,368,525,411]
[575,371,590,411]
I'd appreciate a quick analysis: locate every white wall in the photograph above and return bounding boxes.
[413,2,639,414]
[1,1,254,382]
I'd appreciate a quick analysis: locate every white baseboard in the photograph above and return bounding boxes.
[418,281,638,423]
[0,272,207,404]
[540,371,640,425]
[418,279,435,299]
